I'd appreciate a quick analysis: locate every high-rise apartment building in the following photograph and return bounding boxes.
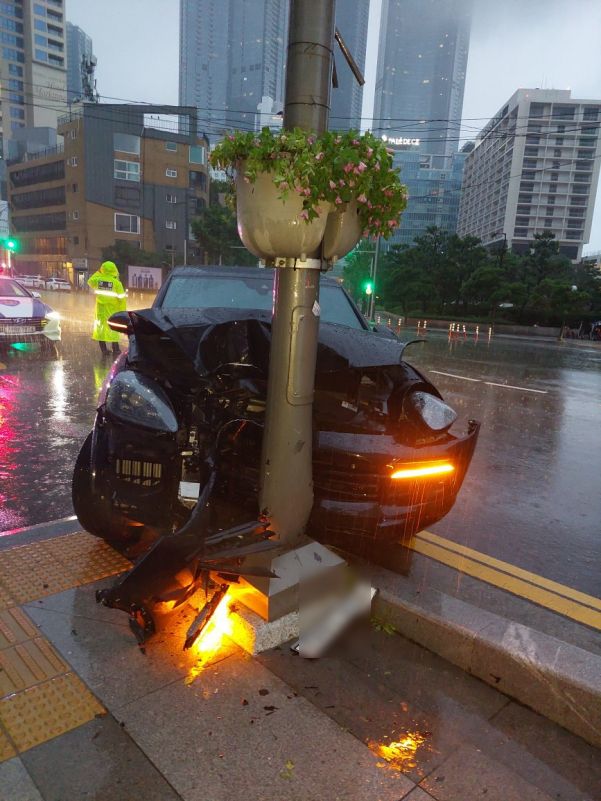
[372,0,472,245]
[458,89,601,261]
[0,0,67,158]
[66,22,93,103]
[179,0,368,136]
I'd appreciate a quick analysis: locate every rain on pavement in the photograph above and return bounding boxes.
[1,290,600,601]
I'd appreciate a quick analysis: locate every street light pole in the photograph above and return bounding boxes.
[259,0,336,548]
[368,235,380,321]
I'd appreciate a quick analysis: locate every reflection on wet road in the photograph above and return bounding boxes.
[1,293,600,601]
[0,291,150,532]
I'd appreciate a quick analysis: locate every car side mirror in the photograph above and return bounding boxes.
[108,311,134,336]
[32,291,41,298]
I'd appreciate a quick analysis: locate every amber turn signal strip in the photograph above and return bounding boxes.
[390,462,455,480]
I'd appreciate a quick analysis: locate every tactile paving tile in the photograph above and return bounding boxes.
[0,638,68,696]
[0,533,130,604]
[46,532,131,584]
[0,582,15,612]
[0,607,38,650]
[0,673,105,752]
[0,546,76,604]
[0,726,16,762]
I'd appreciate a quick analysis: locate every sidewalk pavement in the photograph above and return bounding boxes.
[1,529,600,801]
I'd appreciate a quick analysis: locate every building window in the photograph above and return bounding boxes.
[165,141,177,152]
[68,156,78,167]
[165,168,178,178]
[70,128,77,139]
[72,182,78,192]
[114,213,140,234]
[73,236,79,245]
[166,193,177,203]
[189,170,207,191]
[165,220,177,229]
[114,159,140,182]
[10,106,24,119]
[71,210,79,221]
[113,132,140,155]
[189,145,205,165]
[8,64,23,76]
[115,185,140,207]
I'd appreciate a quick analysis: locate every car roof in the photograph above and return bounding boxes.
[166,265,341,285]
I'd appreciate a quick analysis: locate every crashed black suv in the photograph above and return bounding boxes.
[73,266,478,556]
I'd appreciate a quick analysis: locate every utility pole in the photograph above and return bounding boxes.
[259,0,336,545]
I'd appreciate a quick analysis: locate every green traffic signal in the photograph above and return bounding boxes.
[364,281,373,296]
[3,238,18,252]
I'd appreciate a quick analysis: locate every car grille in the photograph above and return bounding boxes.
[313,461,381,502]
[115,458,163,487]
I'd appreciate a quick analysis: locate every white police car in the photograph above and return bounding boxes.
[0,276,61,351]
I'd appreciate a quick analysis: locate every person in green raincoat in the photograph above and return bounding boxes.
[87,261,127,356]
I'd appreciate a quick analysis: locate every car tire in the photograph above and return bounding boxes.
[72,432,141,546]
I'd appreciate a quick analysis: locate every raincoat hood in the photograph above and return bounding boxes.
[100,261,120,279]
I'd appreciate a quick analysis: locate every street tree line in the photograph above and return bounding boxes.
[343,227,601,327]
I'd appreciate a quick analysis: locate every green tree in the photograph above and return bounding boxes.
[101,240,166,271]
[461,265,508,316]
[380,243,438,315]
[342,240,374,300]
[191,205,256,266]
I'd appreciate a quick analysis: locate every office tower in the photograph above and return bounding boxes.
[179,0,287,135]
[0,0,67,157]
[458,89,601,261]
[179,0,369,136]
[374,0,471,158]
[330,0,369,131]
[66,22,93,103]
[372,0,472,245]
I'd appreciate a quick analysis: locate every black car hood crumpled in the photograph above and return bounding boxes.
[131,306,411,376]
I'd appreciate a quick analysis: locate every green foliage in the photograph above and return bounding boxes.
[342,240,373,299]
[378,228,601,326]
[210,127,408,237]
[101,240,166,269]
[190,204,256,266]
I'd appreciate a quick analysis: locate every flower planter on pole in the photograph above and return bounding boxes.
[322,200,362,262]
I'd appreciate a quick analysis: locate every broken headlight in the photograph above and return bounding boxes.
[405,390,457,432]
[106,371,178,433]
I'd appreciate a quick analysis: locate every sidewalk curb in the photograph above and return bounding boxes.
[370,569,601,749]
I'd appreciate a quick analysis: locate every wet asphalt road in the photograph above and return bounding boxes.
[1,292,600,598]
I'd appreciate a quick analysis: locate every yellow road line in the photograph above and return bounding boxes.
[418,529,601,612]
[408,536,601,631]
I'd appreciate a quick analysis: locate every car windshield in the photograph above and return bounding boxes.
[0,278,31,298]
[160,274,365,330]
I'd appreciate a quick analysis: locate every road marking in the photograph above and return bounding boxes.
[429,370,481,382]
[410,531,601,631]
[484,381,548,394]
[417,530,601,612]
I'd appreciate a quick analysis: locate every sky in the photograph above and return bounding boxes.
[68,0,601,253]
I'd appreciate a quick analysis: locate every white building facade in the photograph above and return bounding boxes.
[458,89,601,261]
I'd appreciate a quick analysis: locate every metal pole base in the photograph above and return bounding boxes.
[241,538,346,622]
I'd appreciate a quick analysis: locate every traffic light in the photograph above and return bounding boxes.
[364,281,373,296]
[4,238,18,252]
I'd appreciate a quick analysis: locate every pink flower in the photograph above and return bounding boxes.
[339,179,345,187]
[303,187,311,196]
[374,164,381,171]
[366,147,373,157]
[329,180,337,189]
[388,219,396,227]
[244,176,251,184]
[352,139,360,146]
[357,161,367,173]
[334,137,341,145]
[367,201,373,209]
[335,196,343,205]
[357,193,367,203]
[343,162,354,174]
[299,210,309,221]
[308,136,315,145]
[315,152,324,161]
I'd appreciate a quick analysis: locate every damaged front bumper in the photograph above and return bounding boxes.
[310,420,480,548]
